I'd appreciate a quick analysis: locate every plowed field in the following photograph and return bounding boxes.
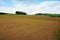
[0,15,60,40]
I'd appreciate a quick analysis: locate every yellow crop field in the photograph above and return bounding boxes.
[0,15,60,40]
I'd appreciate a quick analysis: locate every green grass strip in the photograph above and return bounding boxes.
[57,30,60,40]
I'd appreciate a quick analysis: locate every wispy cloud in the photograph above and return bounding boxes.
[14,1,60,14]
[0,0,60,14]
[33,1,60,14]
[13,0,40,5]
[0,6,16,14]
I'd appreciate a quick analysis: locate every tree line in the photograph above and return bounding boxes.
[0,11,60,17]
[0,11,27,15]
[35,13,60,17]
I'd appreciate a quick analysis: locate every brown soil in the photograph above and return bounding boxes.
[0,15,60,40]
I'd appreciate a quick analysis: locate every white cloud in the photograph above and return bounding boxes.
[32,1,60,14]
[0,1,60,15]
[0,6,16,14]
[13,0,39,3]
[15,1,60,14]
[17,0,37,1]
[13,0,39,5]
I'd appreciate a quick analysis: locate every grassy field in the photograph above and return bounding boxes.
[0,15,60,40]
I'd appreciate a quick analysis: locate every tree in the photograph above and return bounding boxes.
[0,12,8,15]
[35,13,42,15]
[15,11,27,15]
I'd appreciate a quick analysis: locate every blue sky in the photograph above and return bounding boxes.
[0,0,60,14]
[0,0,14,7]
